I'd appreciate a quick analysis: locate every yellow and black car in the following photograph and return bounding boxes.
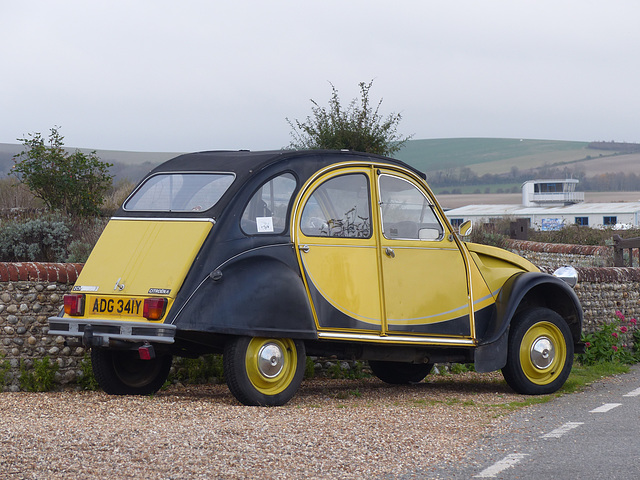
[49,149,583,406]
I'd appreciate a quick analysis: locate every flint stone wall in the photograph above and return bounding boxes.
[0,263,84,391]
[505,240,640,330]
[0,252,638,390]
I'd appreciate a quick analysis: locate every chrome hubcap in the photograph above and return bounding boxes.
[257,343,284,378]
[531,336,555,369]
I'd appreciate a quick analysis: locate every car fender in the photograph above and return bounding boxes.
[171,252,317,339]
[474,271,583,372]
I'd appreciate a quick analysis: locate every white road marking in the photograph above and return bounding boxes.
[541,421,584,438]
[590,403,622,413]
[474,453,529,478]
[623,387,640,397]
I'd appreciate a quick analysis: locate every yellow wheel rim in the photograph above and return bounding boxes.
[245,338,298,395]
[520,321,567,385]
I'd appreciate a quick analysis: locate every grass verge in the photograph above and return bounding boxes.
[561,362,630,394]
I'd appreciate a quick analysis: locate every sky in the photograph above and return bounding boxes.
[1,0,639,153]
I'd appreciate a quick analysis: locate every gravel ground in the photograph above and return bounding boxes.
[0,373,529,479]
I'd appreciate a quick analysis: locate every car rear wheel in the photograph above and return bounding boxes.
[224,336,306,406]
[502,307,573,395]
[91,348,172,395]
[368,360,433,384]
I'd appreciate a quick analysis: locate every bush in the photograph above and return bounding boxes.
[66,240,94,263]
[19,356,59,392]
[305,357,315,379]
[328,361,367,379]
[78,353,99,391]
[577,311,638,365]
[449,363,475,374]
[102,179,136,214]
[65,216,109,254]
[171,355,224,384]
[468,220,510,248]
[0,354,11,388]
[12,127,113,216]
[530,225,640,246]
[0,217,71,262]
[0,177,41,210]
[287,80,412,156]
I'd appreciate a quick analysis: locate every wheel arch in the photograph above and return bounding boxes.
[512,279,583,344]
[474,272,583,372]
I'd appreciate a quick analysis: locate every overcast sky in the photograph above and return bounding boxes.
[2,0,639,153]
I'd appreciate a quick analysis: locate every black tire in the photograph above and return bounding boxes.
[91,348,172,395]
[224,336,306,406]
[368,360,433,384]
[502,307,573,395]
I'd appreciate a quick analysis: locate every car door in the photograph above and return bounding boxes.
[294,167,384,332]
[376,170,473,338]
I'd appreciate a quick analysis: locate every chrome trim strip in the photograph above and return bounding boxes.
[304,244,376,249]
[111,217,216,224]
[47,317,176,344]
[380,246,460,252]
[317,331,475,345]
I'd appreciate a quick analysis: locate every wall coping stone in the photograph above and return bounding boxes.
[506,239,609,256]
[539,265,640,282]
[0,262,83,284]
[574,266,640,283]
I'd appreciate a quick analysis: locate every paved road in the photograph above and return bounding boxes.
[420,364,640,479]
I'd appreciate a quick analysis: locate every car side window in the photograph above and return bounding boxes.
[300,173,371,238]
[241,173,296,234]
[378,174,443,241]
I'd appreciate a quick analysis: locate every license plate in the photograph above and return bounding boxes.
[89,297,144,317]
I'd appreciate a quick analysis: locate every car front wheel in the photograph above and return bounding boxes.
[91,348,172,395]
[502,307,573,395]
[224,336,306,406]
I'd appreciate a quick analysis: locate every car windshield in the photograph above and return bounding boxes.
[124,173,235,212]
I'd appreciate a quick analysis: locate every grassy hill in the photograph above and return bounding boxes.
[396,138,600,174]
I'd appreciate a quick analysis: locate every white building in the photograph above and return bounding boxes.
[445,179,640,230]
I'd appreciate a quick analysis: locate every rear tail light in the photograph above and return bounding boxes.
[64,294,85,316]
[143,298,167,320]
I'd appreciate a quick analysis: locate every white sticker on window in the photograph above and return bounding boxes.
[256,217,274,233]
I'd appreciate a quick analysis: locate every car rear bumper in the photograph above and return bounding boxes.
[48,316,176,345]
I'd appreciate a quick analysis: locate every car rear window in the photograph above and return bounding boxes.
[124,173,235,212]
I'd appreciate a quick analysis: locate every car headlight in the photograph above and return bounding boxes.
[553,266,578,288]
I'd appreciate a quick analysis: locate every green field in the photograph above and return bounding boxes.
[395,138,594,173]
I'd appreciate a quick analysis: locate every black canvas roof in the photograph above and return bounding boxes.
[116,149,425,218]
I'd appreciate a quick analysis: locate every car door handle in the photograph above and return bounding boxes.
[385,247,395,258]
[299,245,310,253]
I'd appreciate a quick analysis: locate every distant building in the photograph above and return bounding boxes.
[521,179,583,207]
[445,179,640,230]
